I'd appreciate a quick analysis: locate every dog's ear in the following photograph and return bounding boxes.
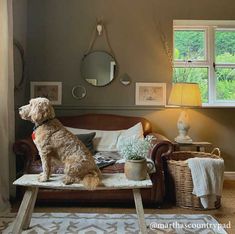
[30,98,55,124]
[41,99,55,120]
[29,103,42,124]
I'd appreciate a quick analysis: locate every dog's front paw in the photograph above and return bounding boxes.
[38,174,48,182]
[63,176,75,185]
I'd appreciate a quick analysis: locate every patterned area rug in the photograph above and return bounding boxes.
[0,213,227,234]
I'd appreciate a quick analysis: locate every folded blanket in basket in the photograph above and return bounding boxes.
[187,157,224,209]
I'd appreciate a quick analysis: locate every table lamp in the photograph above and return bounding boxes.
[168,83,202,143]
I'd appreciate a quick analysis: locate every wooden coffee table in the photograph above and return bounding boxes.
[12,173,152,234]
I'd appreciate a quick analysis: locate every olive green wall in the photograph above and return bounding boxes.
[14,0,235,170]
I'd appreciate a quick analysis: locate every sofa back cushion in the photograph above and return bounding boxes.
[59,114,152,136]
[66,122,144,152]
[76,132,96,154]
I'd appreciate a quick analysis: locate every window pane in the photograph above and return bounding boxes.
[215,30,235,64]
[174,30,205,61]
[216,68,235,101]
[173,68,208,103]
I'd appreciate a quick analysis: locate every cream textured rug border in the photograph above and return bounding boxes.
[0,213,227,234]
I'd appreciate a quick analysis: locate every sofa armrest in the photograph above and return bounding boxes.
[147,132,174,203]
[13,137,39,173]
[149,132,170,143]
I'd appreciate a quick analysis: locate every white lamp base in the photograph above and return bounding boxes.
[175,135,193,144]
[175,110,193,144]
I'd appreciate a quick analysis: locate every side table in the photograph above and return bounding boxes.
[173,141,212,152]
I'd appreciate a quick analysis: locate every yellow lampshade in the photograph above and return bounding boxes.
[168,83,202,107]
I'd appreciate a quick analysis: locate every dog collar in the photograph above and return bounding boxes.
[32,118,55,141]
[33,118,55,131]
[32,132,36,141]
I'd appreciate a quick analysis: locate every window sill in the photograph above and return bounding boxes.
[166,104,235,108]
[202,103,235,108]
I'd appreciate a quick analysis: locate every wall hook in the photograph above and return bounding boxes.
[97,23,103,36]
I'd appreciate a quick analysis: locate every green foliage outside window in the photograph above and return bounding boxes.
[216,68,235,100]
[174,30,205,61]
[216,31,235,58]
[174,29,235,102]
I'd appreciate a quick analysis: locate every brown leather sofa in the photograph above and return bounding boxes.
[13,114,173,206]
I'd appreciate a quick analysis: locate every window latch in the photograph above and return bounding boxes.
[213,62,216,71]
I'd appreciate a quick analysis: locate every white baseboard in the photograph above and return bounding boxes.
[224,171,235,181]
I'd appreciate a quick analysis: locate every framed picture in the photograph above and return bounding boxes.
[30,82,62,105]
[135,82,166,106]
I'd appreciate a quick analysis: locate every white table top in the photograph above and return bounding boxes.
[13,173,152,191]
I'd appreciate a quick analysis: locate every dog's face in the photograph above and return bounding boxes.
[19,97,55,124]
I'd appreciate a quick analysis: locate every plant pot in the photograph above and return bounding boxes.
[124,158,147,181]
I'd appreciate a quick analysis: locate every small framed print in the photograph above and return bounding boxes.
[135,82,166,106]
[30,82,62,105]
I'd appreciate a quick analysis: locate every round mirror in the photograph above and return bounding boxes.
[81,51,118,87]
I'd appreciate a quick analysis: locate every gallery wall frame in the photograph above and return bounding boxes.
[135,82,166,106]
[30,82,62,105]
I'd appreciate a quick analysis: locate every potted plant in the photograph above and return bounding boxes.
[118,135,155,180]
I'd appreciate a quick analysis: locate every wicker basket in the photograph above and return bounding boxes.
[167,148,222,210]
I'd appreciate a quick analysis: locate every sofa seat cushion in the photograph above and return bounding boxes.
[101,163,124,173]
[27,151,123,174]
[27,159,124,175]
[28,150,155,174]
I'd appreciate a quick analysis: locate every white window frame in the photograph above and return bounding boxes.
[174,20,235,107]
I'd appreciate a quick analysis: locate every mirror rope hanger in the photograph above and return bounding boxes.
[14,39,25,91]
[84,18,116,60]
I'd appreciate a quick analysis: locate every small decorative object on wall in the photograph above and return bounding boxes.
[120,73,131,86]
[135,82,166,106]
[14,39,25,91]
[71,85,87,99]
[30,82,62,105]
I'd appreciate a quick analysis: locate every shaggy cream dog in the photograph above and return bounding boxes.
[19,97,101,190]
